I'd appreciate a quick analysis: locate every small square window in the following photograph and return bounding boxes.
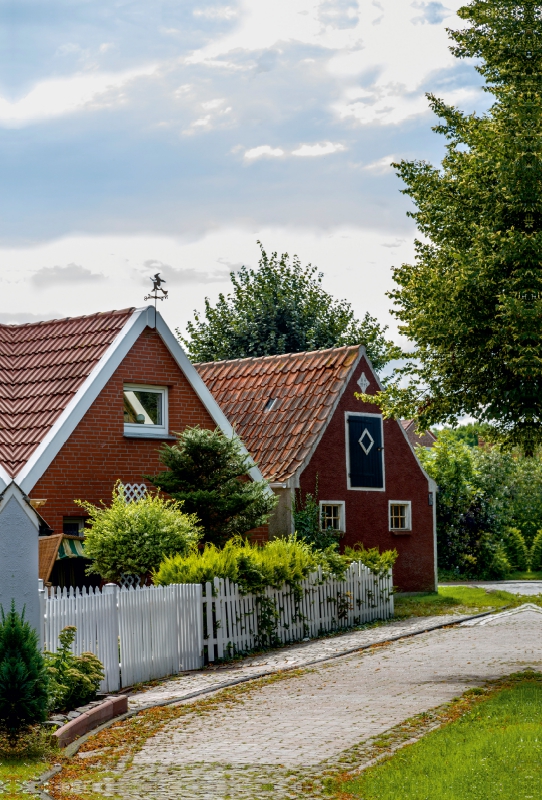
[389,501,412,532]
[123,384,168,437]
[319,502,345,531]
[63,517,86,537]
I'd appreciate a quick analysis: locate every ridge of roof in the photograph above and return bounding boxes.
[195,343,361,369]
[196,344,365,483]
[0,308,135,330]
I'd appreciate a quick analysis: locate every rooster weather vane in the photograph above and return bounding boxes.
[144,273,169,309]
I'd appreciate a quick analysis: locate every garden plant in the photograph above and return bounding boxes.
[44,626,104,713]
[80,482,202,582]
[147,426,277,546]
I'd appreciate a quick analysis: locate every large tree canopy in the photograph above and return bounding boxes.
[180,244,400,373]
[369,1,542,454]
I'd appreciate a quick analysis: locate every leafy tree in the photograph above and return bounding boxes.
[179,243,401,372]
[366,1,542,454]
[531,529,542,570]
[146,426,277,547]
[79,484,201,582]
[0,601,49,745]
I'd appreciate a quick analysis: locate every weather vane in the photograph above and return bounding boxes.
[144,273,168,309]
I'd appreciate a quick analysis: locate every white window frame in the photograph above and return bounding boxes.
[388,500,412,532]
[123,384,169,438]
[319,501,346,532]
[344,411,386,492]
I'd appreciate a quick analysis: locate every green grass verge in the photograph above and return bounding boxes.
[0,759,50,799]
[509,570,542,580]
[394,585,540,619]
[394,586,505,618]
[341,677,542,800]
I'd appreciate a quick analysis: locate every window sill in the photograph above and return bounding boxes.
[390,529,412,535]
[123,433,177,440]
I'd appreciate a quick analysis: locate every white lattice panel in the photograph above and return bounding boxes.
[121,483,148,503]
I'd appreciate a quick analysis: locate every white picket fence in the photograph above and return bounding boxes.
[40,562,393,690]
[203,561,394,662]
[40,582,202,692]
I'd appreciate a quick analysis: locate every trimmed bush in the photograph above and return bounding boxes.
[45,626,104,713]
[0,601,48,745]
[503,527,529,572]
[79,483,202,582]
[154,536,397,593]
[343,544,398,576]
[531,530,542,571]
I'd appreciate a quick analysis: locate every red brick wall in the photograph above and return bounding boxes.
[30,327,216,534]
[298,355,436,592]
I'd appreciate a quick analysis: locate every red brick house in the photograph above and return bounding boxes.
[0,306,266,584]
[197,347,437,592]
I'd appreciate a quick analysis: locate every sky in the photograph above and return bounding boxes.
[0,0,489,343]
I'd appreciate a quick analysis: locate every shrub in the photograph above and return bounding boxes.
[154,535,347,593]
[343,544,398,575]
[79,483,201,582]
[45,627,104,713]
[0,601,48,745]
[146,426,277,546]
[502,528,529,572]
[531,530,542,571]
[293,487,343,551]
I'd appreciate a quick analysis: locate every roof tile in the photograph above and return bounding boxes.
[0,309,134,476]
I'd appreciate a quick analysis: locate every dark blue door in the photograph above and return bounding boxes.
[347,415,384,489]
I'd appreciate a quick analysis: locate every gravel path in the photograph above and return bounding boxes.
[62,606,542,800]
[127,612,480,710]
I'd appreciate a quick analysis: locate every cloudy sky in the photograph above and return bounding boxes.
[1,0,487,342]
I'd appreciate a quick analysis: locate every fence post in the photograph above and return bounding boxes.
[103,583,121,692]
[38,579,46,651]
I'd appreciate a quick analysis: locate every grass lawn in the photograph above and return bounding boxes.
[340,678,542,800]
[394,585,540,619]
[0,759,49,799]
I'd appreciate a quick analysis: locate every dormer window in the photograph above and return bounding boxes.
[123,384,168,437]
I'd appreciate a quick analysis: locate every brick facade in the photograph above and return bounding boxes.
[30,327,216,534]
[298,356,436,592]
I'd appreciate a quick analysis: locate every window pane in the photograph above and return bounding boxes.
[321,504,341,530]
[390,504,406,529]
[124,390,162,425]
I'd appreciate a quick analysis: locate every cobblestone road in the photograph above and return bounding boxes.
[127,612,478,710]
[64,607,542,800]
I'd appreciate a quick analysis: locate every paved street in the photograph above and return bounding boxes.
[442,581,542,596]
[64,606,542,800]
[127,611,478,710]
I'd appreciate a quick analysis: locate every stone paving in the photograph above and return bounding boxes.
[443,580,542,596]
[63,606,542,800]
[127,611,478,710]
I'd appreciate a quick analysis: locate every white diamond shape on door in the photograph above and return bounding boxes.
[358,428,374,455]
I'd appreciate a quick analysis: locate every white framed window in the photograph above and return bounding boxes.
[389,501,412,532]
[123,384,168,437]
[319,501,345,532]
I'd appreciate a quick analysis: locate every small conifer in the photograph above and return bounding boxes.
[0,600,49,744]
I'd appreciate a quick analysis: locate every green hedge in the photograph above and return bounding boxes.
[154,536,397,594]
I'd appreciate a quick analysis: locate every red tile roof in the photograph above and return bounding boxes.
[401,419,437,449]
[196,346,362,482]
[0,309,134,476]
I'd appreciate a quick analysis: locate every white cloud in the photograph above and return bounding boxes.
[292,141,345,156]
[0,65,157,127]
[363,154,396,173]
[244,145,284,160]
[193,6,238,20]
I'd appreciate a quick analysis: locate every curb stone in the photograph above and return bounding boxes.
[28,607,500,798]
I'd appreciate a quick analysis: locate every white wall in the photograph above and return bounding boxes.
[0,486,40,632]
